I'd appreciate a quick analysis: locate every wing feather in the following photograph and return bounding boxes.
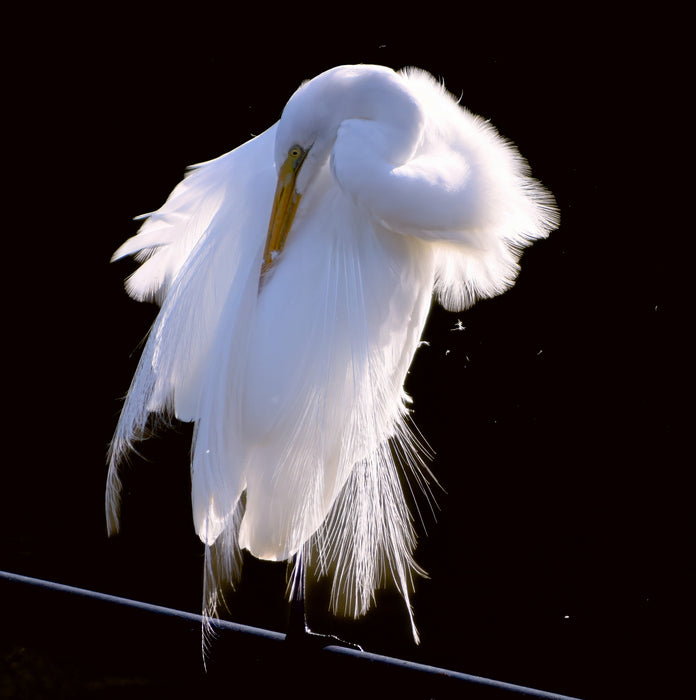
[106,125,277,535]
[113,126,277,303]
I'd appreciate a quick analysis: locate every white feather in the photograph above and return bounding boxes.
[106,126,276,529]
[107,65,558,644]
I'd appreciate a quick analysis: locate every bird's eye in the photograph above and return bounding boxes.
[289,146,303,159]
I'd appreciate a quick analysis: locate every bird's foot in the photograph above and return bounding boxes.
[285,624,363,651]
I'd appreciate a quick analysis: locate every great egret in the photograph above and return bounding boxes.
[107,64,558,643]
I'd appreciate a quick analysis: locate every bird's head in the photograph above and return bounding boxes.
[261,65,424,280]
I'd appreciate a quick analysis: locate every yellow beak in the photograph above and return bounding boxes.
[261,145,307,281]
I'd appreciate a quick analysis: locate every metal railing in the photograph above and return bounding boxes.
[1,570,582,699]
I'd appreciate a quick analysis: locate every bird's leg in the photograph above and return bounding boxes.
[285,552,362,651]
[286,553,309,640]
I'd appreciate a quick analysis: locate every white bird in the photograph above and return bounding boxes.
[107,64,558,643]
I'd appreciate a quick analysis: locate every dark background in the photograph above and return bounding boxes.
[2,6,688,699]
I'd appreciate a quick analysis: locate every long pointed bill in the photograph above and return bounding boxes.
[261,145,307,282]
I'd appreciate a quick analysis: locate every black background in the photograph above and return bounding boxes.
[2,5,688,699]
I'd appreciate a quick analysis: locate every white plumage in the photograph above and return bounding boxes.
[107,64,558,641]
